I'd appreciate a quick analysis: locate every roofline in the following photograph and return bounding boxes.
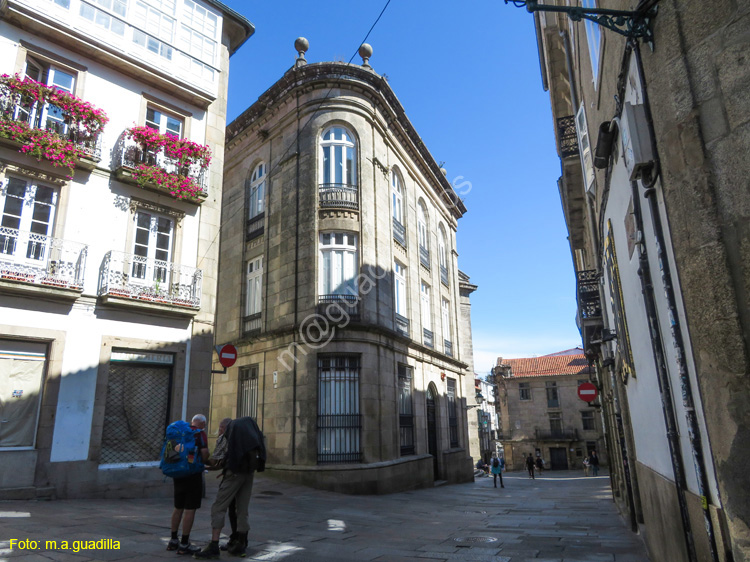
[227,62,468,218]
[204,0,255,55]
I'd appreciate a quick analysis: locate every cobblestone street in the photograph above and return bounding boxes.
[0,469,649,561]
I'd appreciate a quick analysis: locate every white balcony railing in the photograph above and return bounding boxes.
[99,250,202,308]
[0,227,87,290]
[112,133,208,196]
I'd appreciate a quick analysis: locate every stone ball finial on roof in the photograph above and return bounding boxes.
[295,37,309,67]
[440,167,447,176]
[359,43,373,69]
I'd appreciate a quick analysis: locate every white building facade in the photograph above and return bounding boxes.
[0,0,252,498]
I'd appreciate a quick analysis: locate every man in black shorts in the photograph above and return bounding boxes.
[167,414,209,555]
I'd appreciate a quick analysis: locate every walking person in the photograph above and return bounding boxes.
[535,456,544,475]
[525,453,536,479]
[167,414,209,555]
[583,456,590,477]
[589,450,600,476]
[194,416,266,559]
[490,453,505,488]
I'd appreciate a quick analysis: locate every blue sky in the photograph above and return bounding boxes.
[221,0,583,374]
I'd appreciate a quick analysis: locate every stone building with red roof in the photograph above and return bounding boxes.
[491,352,607,472]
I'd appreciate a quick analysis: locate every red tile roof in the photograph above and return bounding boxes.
[504,355,592,378]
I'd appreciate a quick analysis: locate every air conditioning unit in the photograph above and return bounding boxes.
[620,102,654,181]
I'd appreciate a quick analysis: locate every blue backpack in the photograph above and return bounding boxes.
[159,420,205,478]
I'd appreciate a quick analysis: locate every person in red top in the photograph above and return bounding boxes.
[166,414,209,555]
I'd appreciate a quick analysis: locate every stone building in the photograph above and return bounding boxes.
[524,0,750,560]
[213,40,476,494]
[491,353,605,472]
[0,0,253,498]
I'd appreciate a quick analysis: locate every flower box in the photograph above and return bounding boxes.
[0,270,35,282]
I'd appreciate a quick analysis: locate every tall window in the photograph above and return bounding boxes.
[391,169,406,246]
[0,178,57,262]
[582,410,595,431]
[319,233,358,297]
[320,127,357,187]
[394,261,407,317]
[237,365,258,419]
[22,58,75,134]
[441,299,452,357]
[132,210,173,283]
[447,378,458,447]
[244,256,263,317]
[576,103,595,192]
[417,200,429,267]
[438,225,449,285]
[145,106,182,136]
[318,356,361,464]
[519,382,530,401]
[398,363,414,455]
[549,412,563,435]
[583,0,601,85]
[546,381,559,408]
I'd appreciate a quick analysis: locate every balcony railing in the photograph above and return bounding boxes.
[440,265,449,286]
[0,227,86,290]
[99,250,202,309]
[393,218,406,247]
[395,313,409,336]
[557,115,579,159]
[318,294,359,318]
[0,82,103,162]
[113,134,208,195]
[246,212,265,241]
[535,428,579,441]
[419,245,430,269]
[318,183,358,210]
[243,312,262,335]
[423,328,434,348]
[577,269,602,319]
[444,339,453,357]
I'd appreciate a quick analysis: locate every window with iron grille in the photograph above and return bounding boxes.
[581,410,595,431]
[237,365,259,419]
[519,382,530,401]
[447,378,458,447]
[546,381,559,408]
[317,356,361,464]
[398,363,414,456]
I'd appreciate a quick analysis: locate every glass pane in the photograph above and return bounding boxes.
[114,0,127,16]
[137,212,151,228]
[112,19,125,35]
[323,146,330,184]
[146,108,159,128]
[95,10,110,27]
[134,229,149,246]
[166,116,181,136]
[346,147,355,186]
[80,3,95,20]
[334,146,342,184]
[50,69,74,93]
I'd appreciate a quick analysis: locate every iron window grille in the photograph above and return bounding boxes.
[398,363,414,456]
[447,378,459,447]
[238,365,259,419]
[317,356,361,464]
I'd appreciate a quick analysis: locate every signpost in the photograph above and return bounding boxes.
[212,344,237,373]
[577,381,598,403]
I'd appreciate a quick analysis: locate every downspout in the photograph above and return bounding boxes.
[630,177,697,562]
[291,89,301,466]
[182,318,193,421]
[633,42,720,562]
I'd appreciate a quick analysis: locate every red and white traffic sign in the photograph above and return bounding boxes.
[218,344,237,368]
[577,382,598,403]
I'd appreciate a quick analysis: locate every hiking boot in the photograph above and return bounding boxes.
[193,543,220,559]
[227,532,247,557]
[167,538,180,551]
[177,543,200,555]
[220,533,237,551]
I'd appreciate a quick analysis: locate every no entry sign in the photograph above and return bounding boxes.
[577,382,598,403]
[218,344,237,368]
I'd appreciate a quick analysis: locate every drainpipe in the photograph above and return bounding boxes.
[633,42,720,562]
[291,89,301,466]
[182,318,193,421]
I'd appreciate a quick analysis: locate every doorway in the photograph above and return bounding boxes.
[549,447,569,470]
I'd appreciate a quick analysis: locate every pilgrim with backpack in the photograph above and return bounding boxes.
[490,453,505,488]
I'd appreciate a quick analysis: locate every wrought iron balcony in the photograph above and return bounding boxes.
[318,294,359,318]
[0,84,103,163]
[557,115,579,159]
[423,328,434,348]
[246,212,265,241]
[440,264,449,286]
[444,339,453,357]
[99,250,202,309]
[535,428,579,441]
[395,313,410,336]
[242,312,262,335]
[0,227,86,291]
[393,218,406,247]
[318,183,358,210]
[419,245,430,269]
[113,134,208,196]
[577,269,602,319]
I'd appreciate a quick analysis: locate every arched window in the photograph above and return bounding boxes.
[417,200,430,268]
[438,225,449,286]
[320,127,357,187]
[392,169,406,246]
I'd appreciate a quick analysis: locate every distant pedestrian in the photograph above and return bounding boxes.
[589,450,600,476]
[583,456,590,477]
[490,454,505,488]
[525,453,536,479]
[475,458,489,476]
[535,456,544,474]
